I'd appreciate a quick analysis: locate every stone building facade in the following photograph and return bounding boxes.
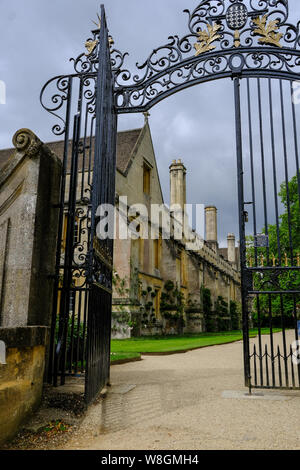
[110,117,241,337]
[0,119,241,340]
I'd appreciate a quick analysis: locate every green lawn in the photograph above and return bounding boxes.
[110,328,280,362]
[110,352,141,363]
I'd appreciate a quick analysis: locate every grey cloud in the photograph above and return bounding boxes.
[1,0,300,247]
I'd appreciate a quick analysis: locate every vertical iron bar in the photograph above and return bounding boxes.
[268,294,275,387]
[234,76,251,390]
[253,344,257,386]
[247,78,258,266]
[277,345,282,388]
[257,78,270,265]
[74,290,82,375]
[256,294,264,386]
[58,112,81,386]
[293,295,300,386]
[268,79,282,264]
[280,294,289,387]
[290,344,296,388]
[69,291,77,373]
[48,76,73,385]
[265,344,270,387]
[279,80,294,263]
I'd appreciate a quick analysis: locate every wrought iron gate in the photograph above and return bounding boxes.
[235,76,300,390]
[110,0,300,392]
[41,0,300,400]
[41,6,116,403]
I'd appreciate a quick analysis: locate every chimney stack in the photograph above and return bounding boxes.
[169,159,187,211]
[205,206,218,251]
[227,233,236,264]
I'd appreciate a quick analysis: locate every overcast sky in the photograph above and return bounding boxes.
[1,0,300,247]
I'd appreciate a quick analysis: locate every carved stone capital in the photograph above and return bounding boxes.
[12,129,43,158]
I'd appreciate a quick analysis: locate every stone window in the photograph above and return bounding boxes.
[154,239,159,270]
[143,162,151,195]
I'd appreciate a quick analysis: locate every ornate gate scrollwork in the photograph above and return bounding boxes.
[41,1,300,400]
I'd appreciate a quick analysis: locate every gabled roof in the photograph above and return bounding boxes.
[0,128,143,174]
[116,128,142,174]
[0,148,12,170]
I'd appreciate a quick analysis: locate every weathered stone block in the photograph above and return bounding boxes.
[0,129,62,327]
[0,341,46,446]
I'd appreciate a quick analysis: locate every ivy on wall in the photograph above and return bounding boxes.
[112,271,241,336]
[140,286,157,327]
[160,280,185,329]
[201,286,241,332]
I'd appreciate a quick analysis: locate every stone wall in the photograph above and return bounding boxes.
[0,129,61,445]
[0,327,48,445]
[0,129,61,327]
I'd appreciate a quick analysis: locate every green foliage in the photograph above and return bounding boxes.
[202,286,215,332]
[55,315,86,370]
[164,280,175,292]
[112,271,137,334]
[247,172,300,328]
[139,285,156,327]
[201,288,241,332]
[230,300,241,330]
[112,271,130,297]
[215,296,230,331]
[55,315,85,349]
[160,281,185,324]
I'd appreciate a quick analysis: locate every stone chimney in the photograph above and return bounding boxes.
[169,159,186,211]
[205,206,218,252]
[227,233,236,264]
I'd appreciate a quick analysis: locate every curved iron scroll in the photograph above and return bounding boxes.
[41,0,300,120]
[112,0,300,113]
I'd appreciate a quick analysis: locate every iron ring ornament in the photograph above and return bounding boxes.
[41,0,300,120]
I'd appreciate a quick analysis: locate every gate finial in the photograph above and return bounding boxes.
[143,111,150,123]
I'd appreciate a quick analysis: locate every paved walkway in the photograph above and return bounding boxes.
[65,332,300,450]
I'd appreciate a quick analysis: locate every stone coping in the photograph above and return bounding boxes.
[0,326,49,348]
[0,129,62,189]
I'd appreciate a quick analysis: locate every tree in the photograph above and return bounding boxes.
[247,172,300,328]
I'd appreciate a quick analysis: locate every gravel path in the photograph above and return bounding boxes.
[63,332,300,450]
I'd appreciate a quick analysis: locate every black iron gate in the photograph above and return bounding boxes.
[85,6,117,403]
[41,6,116,403]
[235,76,300,390]
[41,0,300,400]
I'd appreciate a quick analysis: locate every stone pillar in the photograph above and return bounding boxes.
[0,129,62,445]
[205,206,218,252]
[169,159,186,211]
[227,233,236,264]
[0,129,62,327]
